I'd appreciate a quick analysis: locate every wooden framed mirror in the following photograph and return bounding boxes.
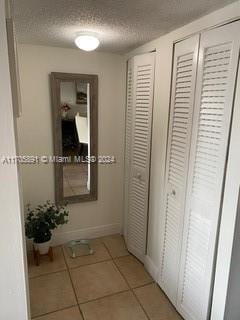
[50,72,98,204]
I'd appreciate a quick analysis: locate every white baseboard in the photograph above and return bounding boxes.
[26,223,121,250]
[53,223,122,246]
[144,255,159,281]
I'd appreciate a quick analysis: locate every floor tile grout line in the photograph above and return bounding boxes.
[111,253,153,290]
[29,236,152,319]
[29,267,68,280]
[28,237,125,280]
[27,246,67,279]
[111,257,151,320]
[64,257,113,270]
[132,281,154,290]
[101,242,130,285]
[64,241,132,312]
[74,241,153,307]
[31,282,179,320]
[31,304,78,319]
[99,240,116,260]
[131,288,151,320]
[61,243,113,269]
[104,242,153,320]
[97,235,130,259]
[63,240,129,318]
[78,288,131,306]
[111,257,131,288]
[102,240,153,290]
[98,242,151,317]
[29,252,112,280]
[61,246,86,320]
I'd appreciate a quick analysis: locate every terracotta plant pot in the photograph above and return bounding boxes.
[34,239,51,254]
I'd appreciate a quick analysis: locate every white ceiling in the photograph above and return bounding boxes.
[13,0,237,54]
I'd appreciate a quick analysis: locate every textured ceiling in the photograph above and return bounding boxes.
[13,0,237,54]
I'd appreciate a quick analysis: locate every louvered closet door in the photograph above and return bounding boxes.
[177,21,240,320]
[127,52,155,262]
[124,58,134,238]
[159,35,199,303]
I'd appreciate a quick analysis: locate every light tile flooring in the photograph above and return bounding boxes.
[28,234,182,320]
[63,164,89,197]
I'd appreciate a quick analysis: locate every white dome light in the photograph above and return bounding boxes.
[75,34,100,51]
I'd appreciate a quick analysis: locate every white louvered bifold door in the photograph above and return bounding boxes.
[127,52,155,262]
[177,21,240,320]
[124,58,134,239]
[159,35,199,303]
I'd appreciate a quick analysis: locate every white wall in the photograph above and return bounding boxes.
[126,1,240,318]
[17,44,126,243]
[0,1,29,319]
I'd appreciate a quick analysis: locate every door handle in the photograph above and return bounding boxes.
[171,189,176,196]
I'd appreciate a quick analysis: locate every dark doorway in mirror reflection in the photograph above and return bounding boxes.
[62,118,88,159]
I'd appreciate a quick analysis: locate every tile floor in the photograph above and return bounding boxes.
[28,234,182,320]
[63,164,89,197]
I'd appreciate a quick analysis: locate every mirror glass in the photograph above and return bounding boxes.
[60,81,90,197]
[51,73,98,204]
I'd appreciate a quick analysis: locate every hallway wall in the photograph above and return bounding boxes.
[17,44,126,244]
[0,1,29,318]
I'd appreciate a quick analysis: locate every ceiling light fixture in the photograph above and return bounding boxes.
[75,33,100,51]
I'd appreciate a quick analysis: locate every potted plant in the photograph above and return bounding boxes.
[25,201,69,254]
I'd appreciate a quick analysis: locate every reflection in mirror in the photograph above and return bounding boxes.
[60,81,90,197]
[51,73,98,204]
